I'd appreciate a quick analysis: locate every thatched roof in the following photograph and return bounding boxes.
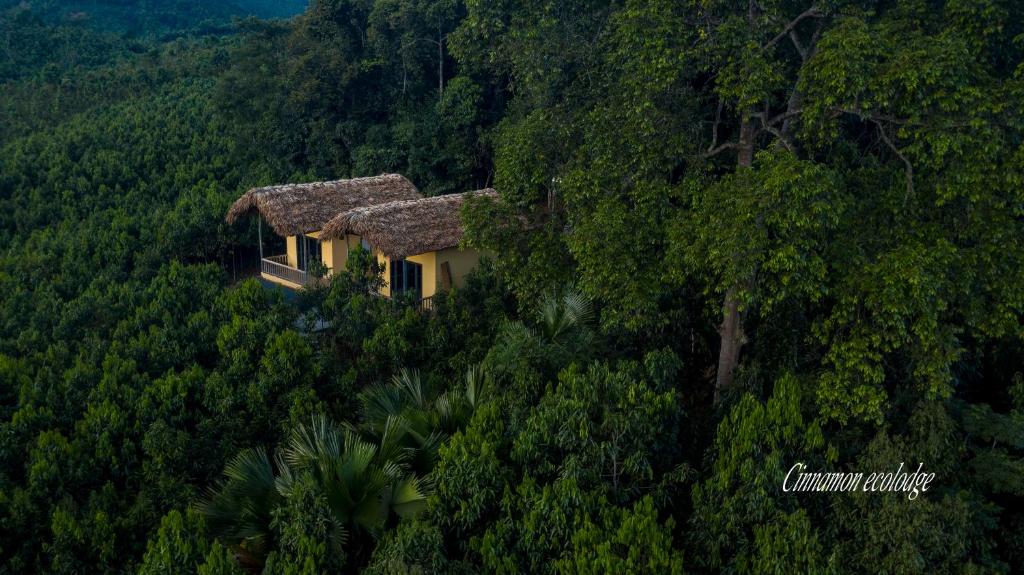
[320,189,498,258]
[225,174,422,236]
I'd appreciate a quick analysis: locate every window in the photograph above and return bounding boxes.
[390,259,422,298]
[298,235,322,271]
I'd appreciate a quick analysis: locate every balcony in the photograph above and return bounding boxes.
[261,254,311,287]
[369,290,435,313]
[418,295,434,312]
[260,256,434,311]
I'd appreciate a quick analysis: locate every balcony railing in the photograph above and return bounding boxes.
[370,291,435,313]
[418,295,434,312]
[261,254,310,286]
[260,257,434,307]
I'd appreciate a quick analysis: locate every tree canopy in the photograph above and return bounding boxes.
[1,0,1022,573]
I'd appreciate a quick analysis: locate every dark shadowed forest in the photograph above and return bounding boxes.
[1,0,1023,573]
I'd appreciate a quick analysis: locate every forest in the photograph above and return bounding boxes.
[0,0,1022,573]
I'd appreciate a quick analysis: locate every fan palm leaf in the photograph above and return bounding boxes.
[196,447,281,561]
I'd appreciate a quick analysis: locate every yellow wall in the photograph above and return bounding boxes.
[408,251,437,298]
[433,247,483,292]
[321,238,334,270]
[378,251,391,298]
[375,247,483,299]
[286,232,338,273]
[286,236,298,268]
[281,231,485,299]
[331,233,370,274]
[312,232,349,274]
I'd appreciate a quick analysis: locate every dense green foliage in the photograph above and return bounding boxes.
[1,0,306,36]
[1,0,1023,573]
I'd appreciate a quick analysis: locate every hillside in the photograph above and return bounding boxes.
[0,0,306,35]
[1,1,1023,574]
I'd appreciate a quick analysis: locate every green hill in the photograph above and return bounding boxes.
[0,0,306,35]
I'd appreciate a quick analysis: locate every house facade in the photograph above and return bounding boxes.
[226,173,495,304]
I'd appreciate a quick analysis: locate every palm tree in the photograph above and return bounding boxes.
[277,415,428,540]
[197,415,432,568]
[435,364,489,433]
[196,447,282,567]
[197,364,492,568]
[356,366,492,474]
[488,285,595,376]
[536,286,594,348]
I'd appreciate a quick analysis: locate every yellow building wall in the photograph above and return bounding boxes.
[284,230,483,296]
[307,232,348,275]
[378,251,391,298]
[330,238,344,272]
[331,233,370,274]
[373,247,483,300]
[279,233,484,297]
[287,232,339,273]
[276,229,484,299]
[408,251,437,299]
[321,238,334,270]
[286,236,298,268]
[433,247,483,291]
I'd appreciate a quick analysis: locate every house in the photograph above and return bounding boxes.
[319,190,497,300]
[226,173,495,305]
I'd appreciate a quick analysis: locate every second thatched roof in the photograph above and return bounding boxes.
[320,189,498,259]
[225,174,421,236]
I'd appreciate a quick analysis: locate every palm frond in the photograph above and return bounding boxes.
[222,447,276,498]
[196,447,281,558]
[464,363,491,410]
[284,414,343,471]
[560,287,594,328]
[376,415,412,466]
[384,474,430,518]
[538,285,593,343]
[341,430,379,480]
[414,430,447,471]
[497,319,536,350]
[359,381,407,427]
[393,367,428,408]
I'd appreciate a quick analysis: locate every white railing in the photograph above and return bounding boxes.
[261,254,309,286]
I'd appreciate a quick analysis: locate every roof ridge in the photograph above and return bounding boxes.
[319,188,499,258]
[225,173,423,236]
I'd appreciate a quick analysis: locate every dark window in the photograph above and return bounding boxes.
[390,259,422,298]
[298,235,322,271]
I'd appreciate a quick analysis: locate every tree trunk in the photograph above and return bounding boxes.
[715,288,744,402]
[736,117,755,168]
[714,118,755,402]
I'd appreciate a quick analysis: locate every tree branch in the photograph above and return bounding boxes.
[838,107,911,125]
[751,108,803,127]
[872,119,914,202]
[704,142,738,158]
[765,6,823,50]
[756,103,797,153]
[763,123,796,153]
[788,29,807,59]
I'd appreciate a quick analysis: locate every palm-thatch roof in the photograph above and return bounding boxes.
[320,189,498,259]
[225,174,422,236]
